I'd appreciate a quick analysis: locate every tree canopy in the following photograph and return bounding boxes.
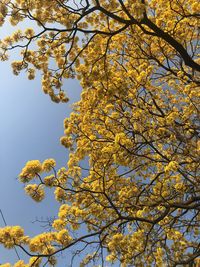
[0,0,200,266]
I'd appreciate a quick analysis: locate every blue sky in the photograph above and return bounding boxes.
[0,45,81,264]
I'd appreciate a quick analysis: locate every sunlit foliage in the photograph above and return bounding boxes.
[0,0,200,266]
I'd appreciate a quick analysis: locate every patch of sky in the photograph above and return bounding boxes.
[0,22,82,265]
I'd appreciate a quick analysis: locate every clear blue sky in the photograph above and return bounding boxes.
[0,41,81,264]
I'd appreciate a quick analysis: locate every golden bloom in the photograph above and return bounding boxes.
[164,161,179,173]
[52,219,66,230]
[44,174,55,187]
[56,229,72,246]
[25,184,45,202]
[42,158,56,172]
[19,160,42,182]
[0,226,28,249]
[54,187,67,202]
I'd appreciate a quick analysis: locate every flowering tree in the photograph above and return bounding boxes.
[0,0,200,266]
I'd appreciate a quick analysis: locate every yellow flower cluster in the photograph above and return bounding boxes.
[25,184,45,202]
[57,167,68,185]
[43,174,56,187]
[42,158,56,172]
[29,232,56,253]
[164,161,179,173]
[54,187,67,202]
[19,160,42,182]
[0,226,29,249]
[56,229,72,246]
[60,136,73,149]
[27,230,72,257]
[5,258,42,267]
[52,219,66,231]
